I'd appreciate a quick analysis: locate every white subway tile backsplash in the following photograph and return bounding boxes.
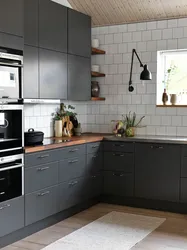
[137,42,147,52]
[178,18,187,27]
[178,38,187,49]
[114,74,123,85]
[128,23,137,32]
[118,43,127,53]
[137,22,147,31]
[142,30,152,41]
[118,24,127,33]
[105,34,114,44]
[173,27,183,38]
[167,39,178,49]
[132,31,142,41]
[172,116,182,126]
[157,20,167,29]
[147,41,157,51]
[123,32,132,42]
[157,40,167,50]
[161,116,171,126]
[114,54,123,64]
[147,21,157,30]
[162,28,172,39]
[152,30,162,40]
[114,33,123,43]
[168,19,178,28]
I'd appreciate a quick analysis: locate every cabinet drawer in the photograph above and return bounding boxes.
[58,144,86,160]
[58,177,88,212]
[25,185,58,226]
[103,171,134,197]
[25,162,58,194]
[181,157,187,177]
[87,142,103,154]
[180,178,187,203]
[86,152,103,174]
[104,152,134,172]
[59,156,86,183]
[25,150,59,168]
[0,196,24,237]
[104,142,134,152]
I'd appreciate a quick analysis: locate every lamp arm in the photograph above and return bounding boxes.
[129,49,144,85]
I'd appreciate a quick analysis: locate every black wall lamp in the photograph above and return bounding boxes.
[128,49,152,92]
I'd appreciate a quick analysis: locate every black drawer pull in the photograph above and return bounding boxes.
[69,149,79,152]
[91,175,96,178]
[150,146,163,149]
[113,153,124,157]
[92,145,99,148]
[37,167,50,171]
[0,204,10,210]
[113,144,124,147]
[0,192,5,196]
[0,178,5,181]
[92,155,98,158]
[38,154,49,159]
[68,160,78,164]
[113,173,124,177]
[69,181,78,186]
[37,191,50,197]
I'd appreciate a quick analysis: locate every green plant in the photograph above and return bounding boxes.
[162,64,177,91]
[122,112,145,129]
[52,104,77,121]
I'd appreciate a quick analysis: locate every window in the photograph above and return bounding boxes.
[157,49,187,105]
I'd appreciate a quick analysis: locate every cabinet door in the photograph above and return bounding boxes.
[88,174,103,198]
[0,0,23,36]
[87,152,103,175]
[0,32,23,51]
[58,177,88,212]
[103,171,134,197]
[25,185,58,226]
[68,55,91,101]
[39,49,67,99]
[39,0,67,52]
[0,196,24,237]
[135,143,180,202]
[68,9,91,58]
[24,0,39,46]
[23,46,39,98]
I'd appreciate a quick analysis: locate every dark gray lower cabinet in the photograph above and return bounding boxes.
[87,153,103,174]
[0,196,24,237]
[23,45,39,98]
[88,174,103,198]
[103,171,134,197]
[180,178,187,203]
[135,143,180,202]
[58,177,88,212]
[25,185,58,226]
[39,48,67,99]
[25,162,58,194]
[68,55,91,101]
[59,156,86,183]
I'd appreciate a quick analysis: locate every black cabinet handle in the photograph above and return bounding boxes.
[92,145,99,148]
[0,192,5,196]
[69,181,78,186]
[150,145,164,149]
[113,173,124,177]
[113,153,124,157]
[38,154,49,159]
[0,178,5,181]
[113,144,124,147]
[37,191,50,197]
[68,160,78,164]
[69,149,78,152]
[92,155,98,158]
[91,175,96,178]
[0,204,10,210]
[37,167,49,171]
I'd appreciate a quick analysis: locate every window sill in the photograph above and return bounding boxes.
[156,105,187,107]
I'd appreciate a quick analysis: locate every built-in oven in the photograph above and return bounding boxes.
[0,47,23,103]
[0,153,24,202]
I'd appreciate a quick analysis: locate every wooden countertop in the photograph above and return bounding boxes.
[24,134,106,154]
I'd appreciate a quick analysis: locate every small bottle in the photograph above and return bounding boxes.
[162,88,168,105]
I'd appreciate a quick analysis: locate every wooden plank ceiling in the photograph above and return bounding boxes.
[68,0,187,26]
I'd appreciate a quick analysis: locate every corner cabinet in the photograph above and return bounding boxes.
[68,55,91,101]
[68,9,91,58]
[39,49,67,99]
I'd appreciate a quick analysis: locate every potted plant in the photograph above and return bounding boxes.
[122,112,145,137]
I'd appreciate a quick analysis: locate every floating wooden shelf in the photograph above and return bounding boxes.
[91,71,105,77]
[92,47,106,55]
[91,97,106,101]
[156,105,187,107]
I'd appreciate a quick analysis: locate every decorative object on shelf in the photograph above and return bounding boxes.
[128,49,152,92]
[74,123,82,136]
[91,65,100,72]
[91,71,105,77]
[92,39,99,48]
[91,97,105,101]
[162,88,168,105]
[91,81,100,97]
[170,94,177,105]
[111,120,125,136]
[122,112,145,137]
[162,64,177,92]
[92,47,106,55]
[54,120,62,137]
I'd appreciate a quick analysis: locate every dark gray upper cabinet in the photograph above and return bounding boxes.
[135,143,180,202]
[39,48,67,99]
[39,0,67,53]
[0,0,23,37]
[68,55,91,101]
[24,0,39,46]
[68,8,91,58]
[0,32,23,51]
[23,45,39,98]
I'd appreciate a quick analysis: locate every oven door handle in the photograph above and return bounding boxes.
[0,62,23,68]
[0,164,23,172]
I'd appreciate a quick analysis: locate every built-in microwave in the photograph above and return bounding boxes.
[0,47,23,103]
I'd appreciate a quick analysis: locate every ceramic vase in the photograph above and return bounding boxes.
[91,81,100,97]
[54,120,62,137]
[125,127,135,137]
[170,94,177,105]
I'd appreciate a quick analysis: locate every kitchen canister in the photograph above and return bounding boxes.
[54,120,62,137]
[92,39,99,48]
[91,65,100,72]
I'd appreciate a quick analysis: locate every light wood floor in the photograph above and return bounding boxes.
[2,203,187,250]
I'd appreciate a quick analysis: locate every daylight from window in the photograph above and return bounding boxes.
[157,49,187,105]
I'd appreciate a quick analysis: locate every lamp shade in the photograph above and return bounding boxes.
[140,64,152,80]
